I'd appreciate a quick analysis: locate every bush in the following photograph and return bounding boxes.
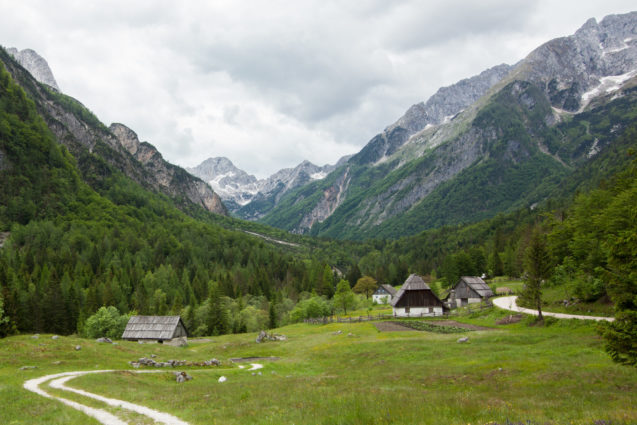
[83,306,129,339]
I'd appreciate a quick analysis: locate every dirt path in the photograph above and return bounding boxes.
[24,364,264,424]
[493,296,615,322]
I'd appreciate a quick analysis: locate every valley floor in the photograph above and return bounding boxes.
[2,308,636,425]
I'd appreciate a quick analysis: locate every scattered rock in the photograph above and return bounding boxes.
[347,332,355,337]
[52,361,62,365]
[75,345,81,351]
[457,337,469,343]
[96,337,113,344]
[20,366,37,370]
[151,354,157,358]
[256,330,287,343]
[218,376,227,383]
[204,358,221,366]
[32,334,39,339]
[332,330,342,335]
[130,357,220,368]
[51,335,59,340]
[175,371,193,383]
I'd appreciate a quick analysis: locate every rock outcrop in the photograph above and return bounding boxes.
[110,123,227,215]
[6,47,60,91]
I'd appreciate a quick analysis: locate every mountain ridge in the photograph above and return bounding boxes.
[257,11,637,239]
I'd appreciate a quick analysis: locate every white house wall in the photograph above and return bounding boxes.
[392,307,444,317]
[373,294,392,304]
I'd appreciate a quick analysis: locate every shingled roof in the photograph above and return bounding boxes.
[459,276,493,298]
[121,316,188,340]
[374,284,397,296]
[390,274,432,307]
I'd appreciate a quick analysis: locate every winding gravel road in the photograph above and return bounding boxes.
[492,296,615,322]
[24,363,264,425]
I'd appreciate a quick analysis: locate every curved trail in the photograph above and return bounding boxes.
[24,364,263,424]
[493,296,615,322]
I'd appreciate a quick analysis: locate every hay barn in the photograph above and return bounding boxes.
[121,316,188,344]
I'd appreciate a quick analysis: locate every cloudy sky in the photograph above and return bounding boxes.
[1,1,635,177]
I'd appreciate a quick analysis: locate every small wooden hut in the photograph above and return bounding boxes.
[372,284,397,304]
[446,276,493,308]
[121,316,188,344]
[390,274,445,317]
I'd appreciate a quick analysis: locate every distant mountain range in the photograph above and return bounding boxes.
[187,156,351,218]
[193,11,637,239]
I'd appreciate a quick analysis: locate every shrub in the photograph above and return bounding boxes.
[83,306,129,339]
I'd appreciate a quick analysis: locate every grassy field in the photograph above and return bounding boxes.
[1,307,636,425]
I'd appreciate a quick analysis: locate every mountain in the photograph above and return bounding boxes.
[187,156,349,218]
[0,47,227,216]
[6,47,60,91]
[258,11,637,239]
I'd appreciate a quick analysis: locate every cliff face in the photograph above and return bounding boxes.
[109,123,227,215]
[0,47,226,216]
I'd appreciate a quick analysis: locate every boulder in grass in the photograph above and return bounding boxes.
[96,337,113,344]
[457,337,469,343]
[175,371,193,383]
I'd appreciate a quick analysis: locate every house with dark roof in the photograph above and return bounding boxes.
[372,284,397,304]
[446,276,494,308]
[390,274,445,317]
[121,316,188,344]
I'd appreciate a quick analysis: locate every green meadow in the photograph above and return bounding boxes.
[1,308,636,425]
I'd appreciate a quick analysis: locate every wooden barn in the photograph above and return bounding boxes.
[446,276,494,308]
[372,284,397,304]
[390,274,445,317]
[121,316,188,344]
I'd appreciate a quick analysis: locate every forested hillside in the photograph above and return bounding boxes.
[0,60,369,336]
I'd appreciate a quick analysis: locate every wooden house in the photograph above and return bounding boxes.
[446,276,493,308]
[390,274,445,317]
[121,315,188,344]
[372,284,397,304]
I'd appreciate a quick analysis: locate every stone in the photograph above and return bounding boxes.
[151,354,157,358]
[457,337,469,343]
[32,334,39,339]
[175,371,192,383]
[256,330,288,343]
[332,330,342,335]
[75,345,81,351]
[96,337,113,344]
[256,330,268,343]
[52,361,62,365]
[204,358,221,366]
[51,335,59,340]
[19,366,37,370]
[218,376,227,383]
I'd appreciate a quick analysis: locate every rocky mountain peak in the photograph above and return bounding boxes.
[515,11,637,112]
[6,47,60,91]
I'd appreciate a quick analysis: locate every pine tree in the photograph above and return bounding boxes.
[521,230,552,322]
[206,282,229,336]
